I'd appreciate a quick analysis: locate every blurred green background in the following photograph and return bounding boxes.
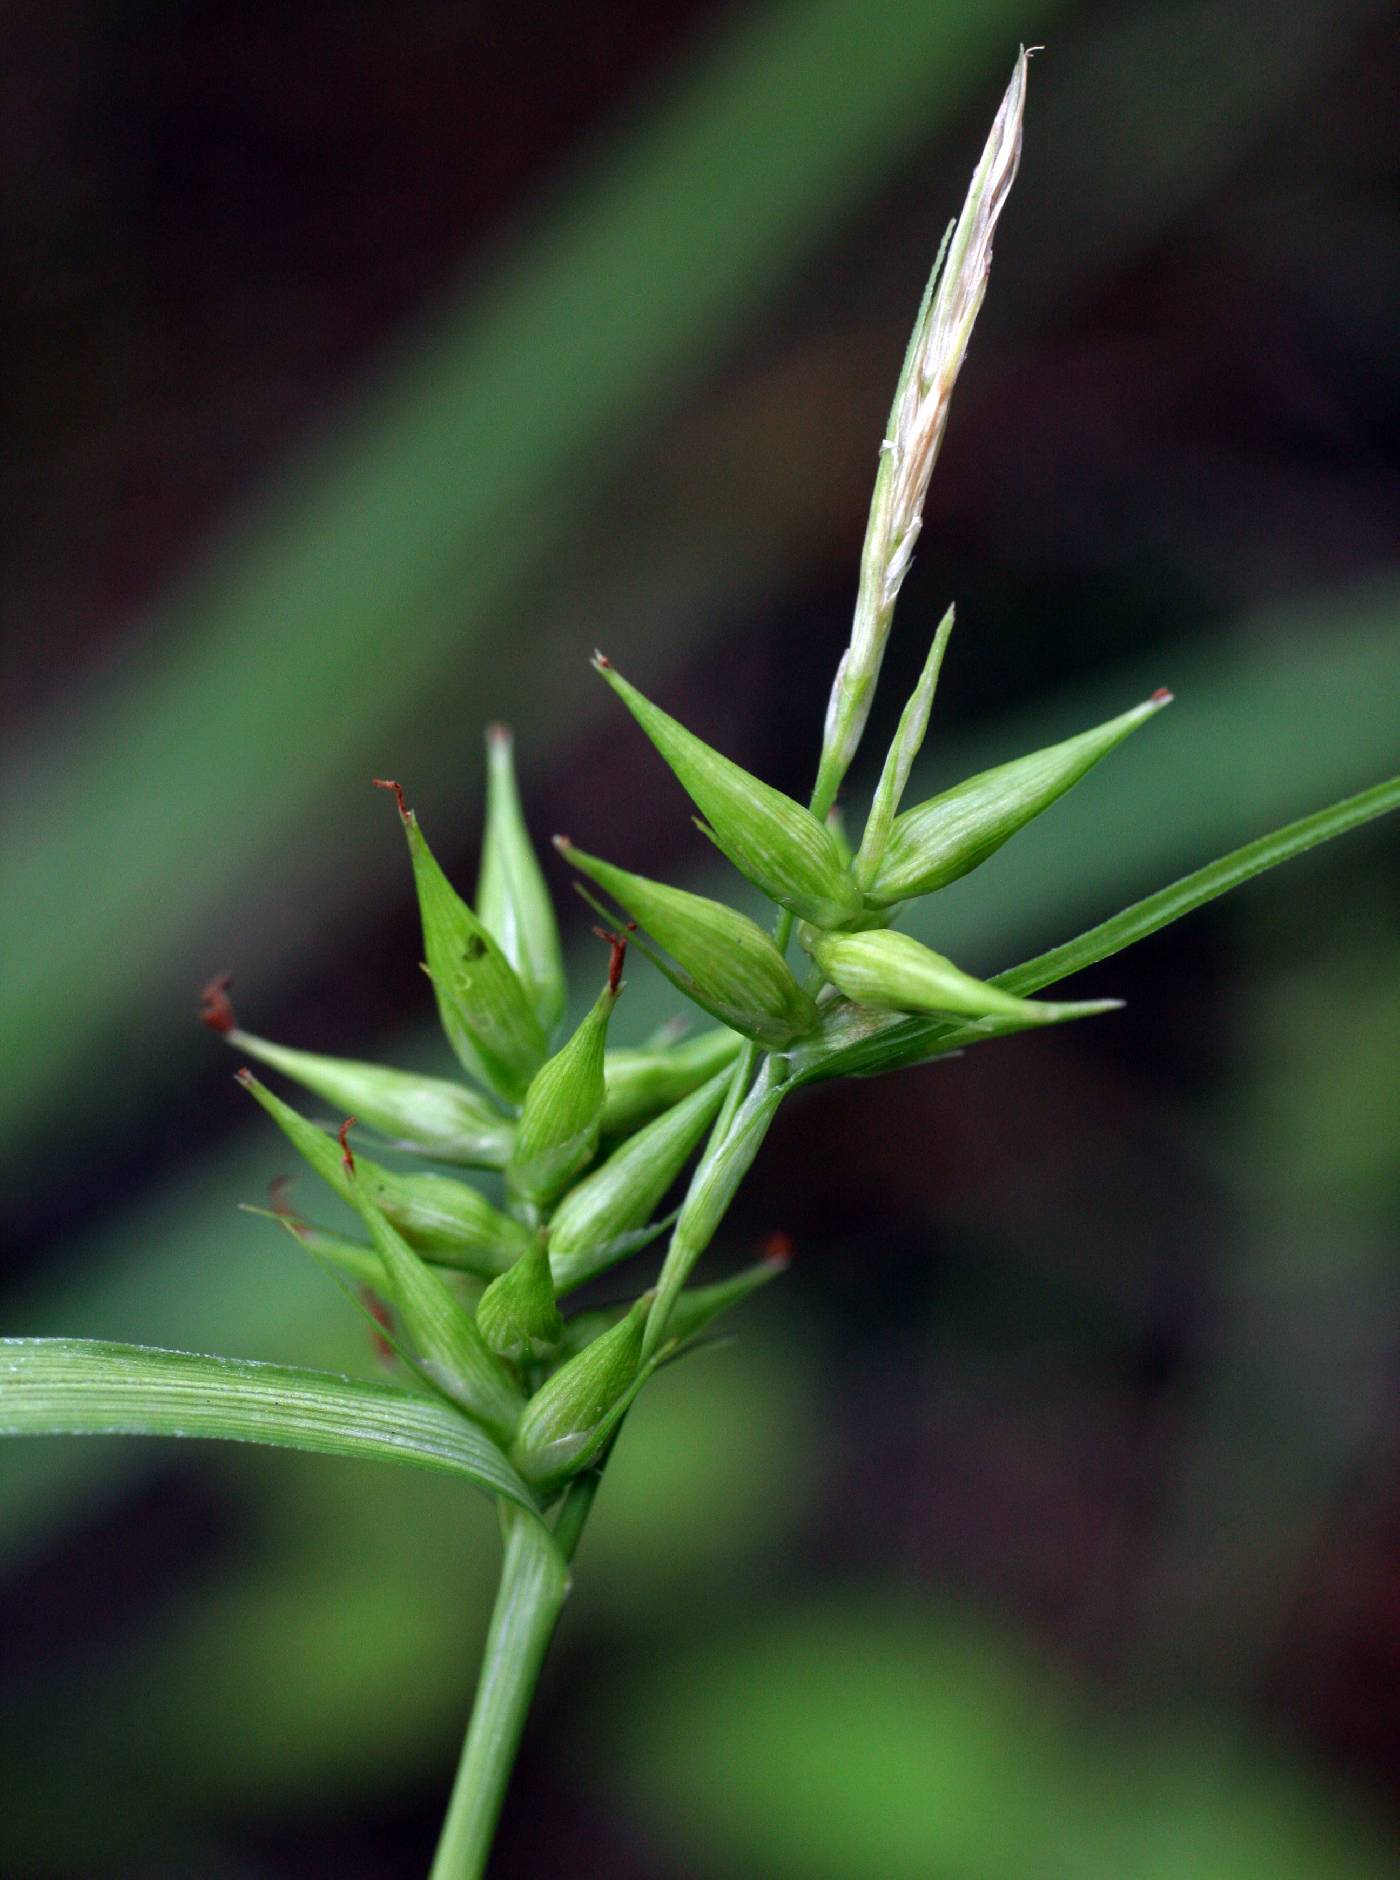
[3,1,1398,1874]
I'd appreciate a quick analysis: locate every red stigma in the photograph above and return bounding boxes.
[360,1287,395,1363]
[338,1117,358,1174]
[199,973,237,1034]
[486,722,512,746]
[593,650,612,669]
[1150,687,1173,705]
[552,834,571,853]
[592,925,628,994]
[234,1066,254,1086]
[760,1230,795,1268]
[372,777,409,820]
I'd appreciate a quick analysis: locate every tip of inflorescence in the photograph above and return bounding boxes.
[1150,687,1174,706]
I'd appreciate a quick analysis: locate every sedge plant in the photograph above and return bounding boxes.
[3,52,1397,1878]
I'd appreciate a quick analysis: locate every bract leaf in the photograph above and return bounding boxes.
[0,1339,539,1510]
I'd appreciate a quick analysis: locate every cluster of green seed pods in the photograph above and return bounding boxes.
[563,651,1171,1053]
[214,49,1171,1507]
[214,643,1170,1505]
[209,731,783,1502]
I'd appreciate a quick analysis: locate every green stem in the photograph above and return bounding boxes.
[429,1506,571,1880]
[551,1464,604,1562]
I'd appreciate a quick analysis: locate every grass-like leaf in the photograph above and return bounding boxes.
[0,1339,540,1512]
[792,775,1400,1081]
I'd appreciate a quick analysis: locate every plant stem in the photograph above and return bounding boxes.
[551,1464,604,1562]
[429,1505,571,1880]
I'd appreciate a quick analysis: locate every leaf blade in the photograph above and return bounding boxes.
[0,1338,539,1512]
[993,774,1400,1000]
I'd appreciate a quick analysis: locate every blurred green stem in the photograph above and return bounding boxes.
[429,1507,570,1880]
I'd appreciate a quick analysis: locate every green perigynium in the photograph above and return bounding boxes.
[511,1293,651,1493]
[4,51,1396,1880]
[478,724,569,1036]
[476,1234,564,1365]
[548,1066,730,1289]
[598,1024,742,1133]
[216,1018,515,1167]
[803,927,1122,1027]
[507,941,622,1210]
[555,838,819,1046]
[593,657,863,928]
[863,690,1174,904]
[237,1070,529,1273]
[376,777,546,1103]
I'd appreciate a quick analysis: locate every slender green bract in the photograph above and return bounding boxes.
[992,774,1400,1002]
[854,604,955,887]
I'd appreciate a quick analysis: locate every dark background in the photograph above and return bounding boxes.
[2,2,1398,1874]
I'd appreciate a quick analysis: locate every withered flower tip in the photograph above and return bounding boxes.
[372,776,409,820]
[200,973,237,1034]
